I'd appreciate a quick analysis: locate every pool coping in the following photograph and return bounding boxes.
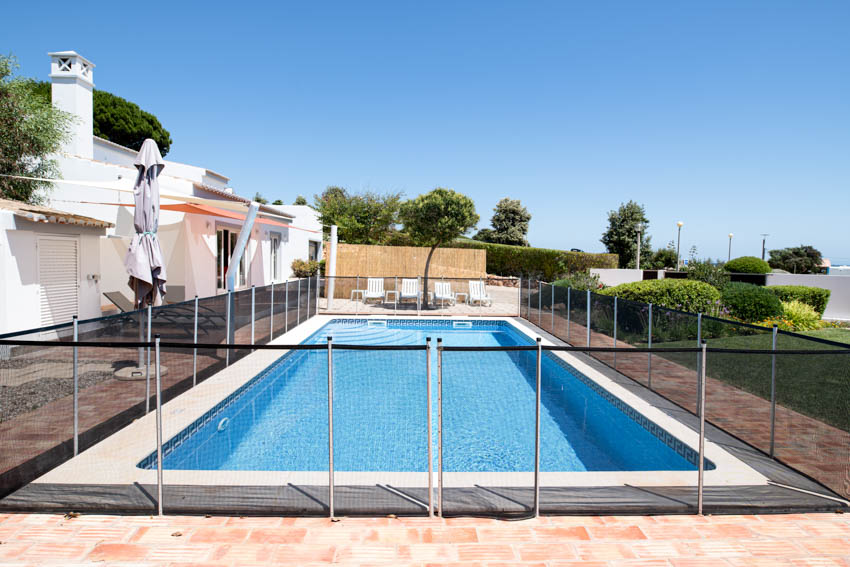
[28,315,766,490]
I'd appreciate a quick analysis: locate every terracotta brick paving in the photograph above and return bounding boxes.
[0,511,847,565]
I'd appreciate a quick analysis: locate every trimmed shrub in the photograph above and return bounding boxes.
[450,239,617,280]
[766,285,831,316]
[686,259,730,289]
[599,279,721,313]
[725,256,771,274]
[553,272,603,292]
[291,259,320,277]
[721,282,782,322]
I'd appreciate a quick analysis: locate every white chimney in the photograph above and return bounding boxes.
[48,51,95,159]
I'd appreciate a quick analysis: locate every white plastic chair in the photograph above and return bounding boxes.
[433,281,456,306]
[400,278,420,304]
[468,280,492,306]
[364,278,385,302]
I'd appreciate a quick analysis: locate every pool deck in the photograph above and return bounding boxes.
[0,510,848,565]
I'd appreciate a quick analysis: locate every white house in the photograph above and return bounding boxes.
[0,198,112,334]
[0,51,323,335]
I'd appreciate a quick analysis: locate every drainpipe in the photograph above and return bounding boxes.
[225,201,259,343]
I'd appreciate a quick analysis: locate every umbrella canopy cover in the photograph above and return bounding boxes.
[124,139,167,307]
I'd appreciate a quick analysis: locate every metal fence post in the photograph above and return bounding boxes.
[155,334,164,516]
[193,296,198,387]
[426,337,433,517]
[537,280,542,325]
[72,316,79,456]
[307,275,311,318]
[418,276,422,316]
[770,325,778,457]
[648,303,653,389]
[697,340,707,515]
[696,313,702,415]
[533,337,542,517]
[297,279,301,325]
[527,277,531,318]
[251,285,256,346]
[146,303,152,414]
[586,290,591,348]
[270,282,275,340]
[355,275,360,317]
[551,284,555,332]
[395,276,399,316]
[327,336,335,520]
[566,288,571,342]
[613,296,618,369]
[437,338,443,517]
[225,291,231,367]
[285,281,289,334]
[517,277,522,317]
[315,273,320,316]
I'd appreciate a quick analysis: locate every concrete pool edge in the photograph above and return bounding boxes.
[29,315,765,490]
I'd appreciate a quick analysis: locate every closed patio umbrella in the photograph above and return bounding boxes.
[125,139,167,307]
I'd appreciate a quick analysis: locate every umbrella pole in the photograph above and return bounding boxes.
[137,279,144,368]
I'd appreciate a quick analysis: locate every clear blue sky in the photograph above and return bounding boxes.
[6,1,850,262]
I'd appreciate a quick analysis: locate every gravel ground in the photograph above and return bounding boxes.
[0,362,119,423]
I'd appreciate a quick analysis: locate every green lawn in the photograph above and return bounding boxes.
[645,332,850,432]
[797,327,850,345]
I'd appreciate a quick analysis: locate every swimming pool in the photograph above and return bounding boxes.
[140,319,711,473]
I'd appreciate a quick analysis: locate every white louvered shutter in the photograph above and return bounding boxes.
[38,236,79,327]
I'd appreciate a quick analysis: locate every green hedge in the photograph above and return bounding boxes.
[599,279,721,313]
[725,256,771,274]
[450,240,618,280]
[766,285,831,316]
[721,282,783,322]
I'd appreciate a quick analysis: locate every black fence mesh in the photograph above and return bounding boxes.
[0,279,317,500]
[440,348,536,516]
[521,281,850,501]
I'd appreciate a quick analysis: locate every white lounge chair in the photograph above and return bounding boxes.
[433,281,456,306]
[468,280,492,307]
[400,278,420,304]
[363,278,385,303]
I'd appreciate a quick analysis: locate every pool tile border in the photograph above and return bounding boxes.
[141,318,710,473]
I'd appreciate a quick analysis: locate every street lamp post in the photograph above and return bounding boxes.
[676,221,684,270]
[761,234,769,261]
[636,222,645,271]
[728,233,733,262]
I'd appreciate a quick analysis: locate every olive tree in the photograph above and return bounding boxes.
[0,55,71,203]
[399,188,479,308]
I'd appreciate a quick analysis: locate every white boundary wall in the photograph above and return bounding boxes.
[590,268,645,287]
[767,274,850,321]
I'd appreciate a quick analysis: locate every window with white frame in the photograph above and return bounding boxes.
[270,232,281,281]
[216,226,248,290]
[309,240,320,262]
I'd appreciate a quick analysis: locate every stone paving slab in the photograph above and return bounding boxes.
[0,511,847,565]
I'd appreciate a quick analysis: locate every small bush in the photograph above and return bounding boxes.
[721,282,782,322]
[781,300,822,330]
[686,259,730,289]
[599,279,721,313]
[291,259,321,277]
[725,256,771,274]
[766,285,831,315]
[553,272,603,292]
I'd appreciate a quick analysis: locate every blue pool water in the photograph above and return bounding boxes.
[143,320,708,472]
